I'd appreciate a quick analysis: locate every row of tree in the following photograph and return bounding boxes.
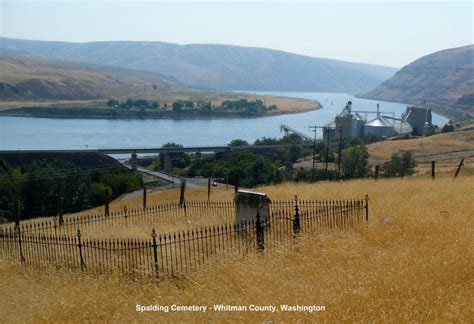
[0,159,142,222]
[151,134,417,187]
[106,98,278,115]
[107,99,160,109]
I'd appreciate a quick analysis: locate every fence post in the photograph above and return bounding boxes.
[77,230,85,272]
[293,195,300,238]
[15,200,21,231]
[256,211,264,252]
[143,187,147,209]
[151,229,159,278]
[365,194,369,224]
[207,178,211,202]
[179,179,187,206]
[431,161,435,179]
[58,196,64,226]
[454,159,464,178]
[234,174,240,193]
[374,165,379,180]
[16,222,25,264]
[105,189,110,217]
[123,206,128,227]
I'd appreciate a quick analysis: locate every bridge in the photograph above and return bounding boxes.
[0,144,315,178]
[0,144,314,156]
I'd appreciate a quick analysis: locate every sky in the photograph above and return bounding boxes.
[0,0,472,67]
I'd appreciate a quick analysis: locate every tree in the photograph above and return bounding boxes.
[441,124,455,133]
[158,143,190,170]
[228,139,249,147]
[107,99,119,107]
[172,101,183,112]
[381,151,417,177]
[341,145,369,178]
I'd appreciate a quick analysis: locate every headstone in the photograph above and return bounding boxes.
[234,190,271,225]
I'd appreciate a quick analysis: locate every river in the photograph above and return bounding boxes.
[0,92,449,150]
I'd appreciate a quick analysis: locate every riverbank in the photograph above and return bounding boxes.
[0,95,320,120]
[0,105,320,119]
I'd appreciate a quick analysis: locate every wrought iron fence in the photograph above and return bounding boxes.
[0,197,369,278]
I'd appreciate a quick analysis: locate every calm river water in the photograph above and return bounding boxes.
[0,92,448,150]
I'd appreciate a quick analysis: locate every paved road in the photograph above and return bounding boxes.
[119,161,225,189]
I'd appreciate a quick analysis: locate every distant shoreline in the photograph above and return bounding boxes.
[0,104,321,120]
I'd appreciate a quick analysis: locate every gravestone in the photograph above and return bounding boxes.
[234,190,271,225]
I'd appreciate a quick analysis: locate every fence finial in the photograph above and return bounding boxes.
[151,228,156,238]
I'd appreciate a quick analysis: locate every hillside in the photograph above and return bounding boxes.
[367,130,474,161]
[0,37,398,93]
[1,177,472,322]
[0,55,319,116]
[0,55,177,100]
[362,45,474,118]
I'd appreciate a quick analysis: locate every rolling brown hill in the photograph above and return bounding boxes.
[362,45,474,118]
[0,37,398,93]
[0,55,176,100]
[0,55,319,115]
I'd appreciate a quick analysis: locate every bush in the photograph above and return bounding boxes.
[441,124,455,133]
[342,145,369,178]
[381,151,417,177]
[89,183,112,206]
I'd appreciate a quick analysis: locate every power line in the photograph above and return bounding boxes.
[0,162,127,184]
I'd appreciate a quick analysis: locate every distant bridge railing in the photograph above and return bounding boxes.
[0,143,315,155]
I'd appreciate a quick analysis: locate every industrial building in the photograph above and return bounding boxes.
[402,106,432,136]
[322,101,431,142]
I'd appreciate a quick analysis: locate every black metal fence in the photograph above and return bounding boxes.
[1,200,236,236]
[0,197,368,278]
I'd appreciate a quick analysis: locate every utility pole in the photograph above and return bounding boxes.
[309,125,325,182]
[308,126,317,182]
[337,126,343,179]
[325,127,330,179]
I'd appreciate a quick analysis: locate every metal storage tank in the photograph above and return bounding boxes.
[335,115,354,138]
[353,113,366,138]
[364,117,396,137]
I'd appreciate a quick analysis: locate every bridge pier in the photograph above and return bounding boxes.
[164,152,172,174]
[131,152,138,172]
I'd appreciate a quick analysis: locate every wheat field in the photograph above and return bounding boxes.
[1,176,473,322]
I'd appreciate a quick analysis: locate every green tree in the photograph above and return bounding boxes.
[441,124,455,133]
[381,151,417,177]
[172,101,183,112]
[107,99,119,107]
[228,139,249,147]
[89,183,112,206]
[341,145,369,178]
[158,143,190,170]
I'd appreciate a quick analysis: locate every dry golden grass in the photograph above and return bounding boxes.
[368,130,474,160]
[1,176,473,322]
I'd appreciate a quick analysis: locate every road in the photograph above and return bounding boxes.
[119,161,225,188]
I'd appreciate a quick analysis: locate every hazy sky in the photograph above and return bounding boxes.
[1,0,472,67]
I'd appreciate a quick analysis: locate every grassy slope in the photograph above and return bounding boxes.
[0,55,319,114]
[367,130,474,160]
[363,45,473,110]
[1,37,398,93]
[1,176,473,322]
